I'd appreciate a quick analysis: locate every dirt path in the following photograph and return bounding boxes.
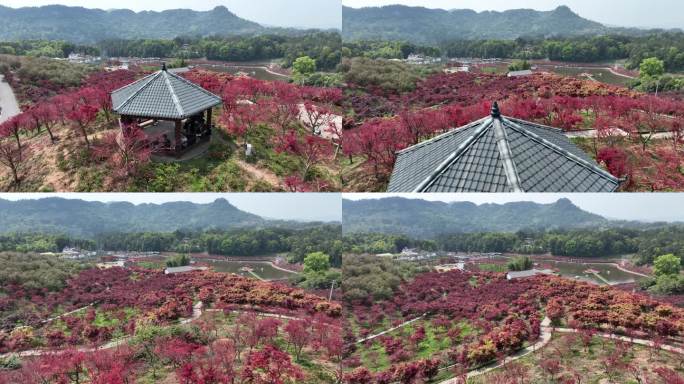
[0,74,20,124]
[0,304,341,359]
[565,128,674,139]
[1,301,203,359]
[234,159,283,189]
[42,303,97,325]
[180,301,204,325]
[439,317,683,383]
[607,67,637,79]
[356,314,427,344]
[438,318,553,383]
[554,327,684,355]
[267,262,299,274]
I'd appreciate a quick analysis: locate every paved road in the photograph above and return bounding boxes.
[0,74,20,124]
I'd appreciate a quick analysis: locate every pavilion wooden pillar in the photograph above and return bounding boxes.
[206,108,213,133]
[174,120,182,154]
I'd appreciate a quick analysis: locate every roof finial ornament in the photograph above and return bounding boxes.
[491,101,501,118]
[162,62,167,71]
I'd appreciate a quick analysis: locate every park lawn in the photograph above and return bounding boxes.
[476,263,508,273]
[416,321,453,359]
[359,341,392,372]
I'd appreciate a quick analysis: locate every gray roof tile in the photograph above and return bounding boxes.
[387,114,620,193]
[111,69,222,120]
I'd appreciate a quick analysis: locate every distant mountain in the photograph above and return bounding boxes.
[0,198,266,237]
[0,5,264,43]
[342,197,607,238]
[342,5,609,44]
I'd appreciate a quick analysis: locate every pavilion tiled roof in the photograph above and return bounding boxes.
[111,65,221,120]
[387,103,620,193]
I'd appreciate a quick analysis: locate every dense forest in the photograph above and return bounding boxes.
[342,40,441,60]
[0,32,341,71]
[0,40,98,58]
[345,226,684,267]
[100,32,342,71]
[443,33,684,72]
[0,225,343,267]
[0,253,85,292]
[345,33,684,72]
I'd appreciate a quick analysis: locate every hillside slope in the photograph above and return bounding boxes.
[342,197,607,238]
[342,5,608,44]
[0,197,265,236]
[0,5,263,43]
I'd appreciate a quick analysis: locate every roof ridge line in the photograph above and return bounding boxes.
[503,117,619,183]
[162,71,185,118]
[414,118,494,192]
[505,116,564,133]
[396,116,490,155]
[168,70,222,101]
[114,71,161,112]
[492,118,523,192]
[110,71,156,97]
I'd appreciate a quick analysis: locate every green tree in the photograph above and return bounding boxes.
[293,56,316,76]
[166,254,190,268]
[303,252,330,274]
[507,256,533,272]
[508,60,531,72]
[653,253,681,277]
[639,57,665,78]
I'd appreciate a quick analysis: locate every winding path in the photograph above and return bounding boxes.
[356,314,427,344]
[0,74,20,124]
[439,317,683,383]
[607,67,637,79]
[438,318,553,383]
[0,303,343,359]
[565,128,674,140]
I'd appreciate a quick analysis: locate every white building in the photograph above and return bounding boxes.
[507,69,534,77]
[506,269,555,280]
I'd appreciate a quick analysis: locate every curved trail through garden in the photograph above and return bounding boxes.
[356,314,427,344]
[565,129,674,139]
[235,159,283,189]
[1,302,341,358]
[0,74,20,124]
[607,67,637,79]
[554,328,684,355]
[438,317,554,383]
[438,317,683,383]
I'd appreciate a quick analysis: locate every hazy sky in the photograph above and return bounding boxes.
[0,193,342,222]
[344,193,684,223]
[342,0,684,29]
[2,0,342,30]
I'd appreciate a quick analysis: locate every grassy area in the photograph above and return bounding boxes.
[353,318,477,374]
[360,342,392,372]
[476,263,508,273]
[469,333,684,384]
